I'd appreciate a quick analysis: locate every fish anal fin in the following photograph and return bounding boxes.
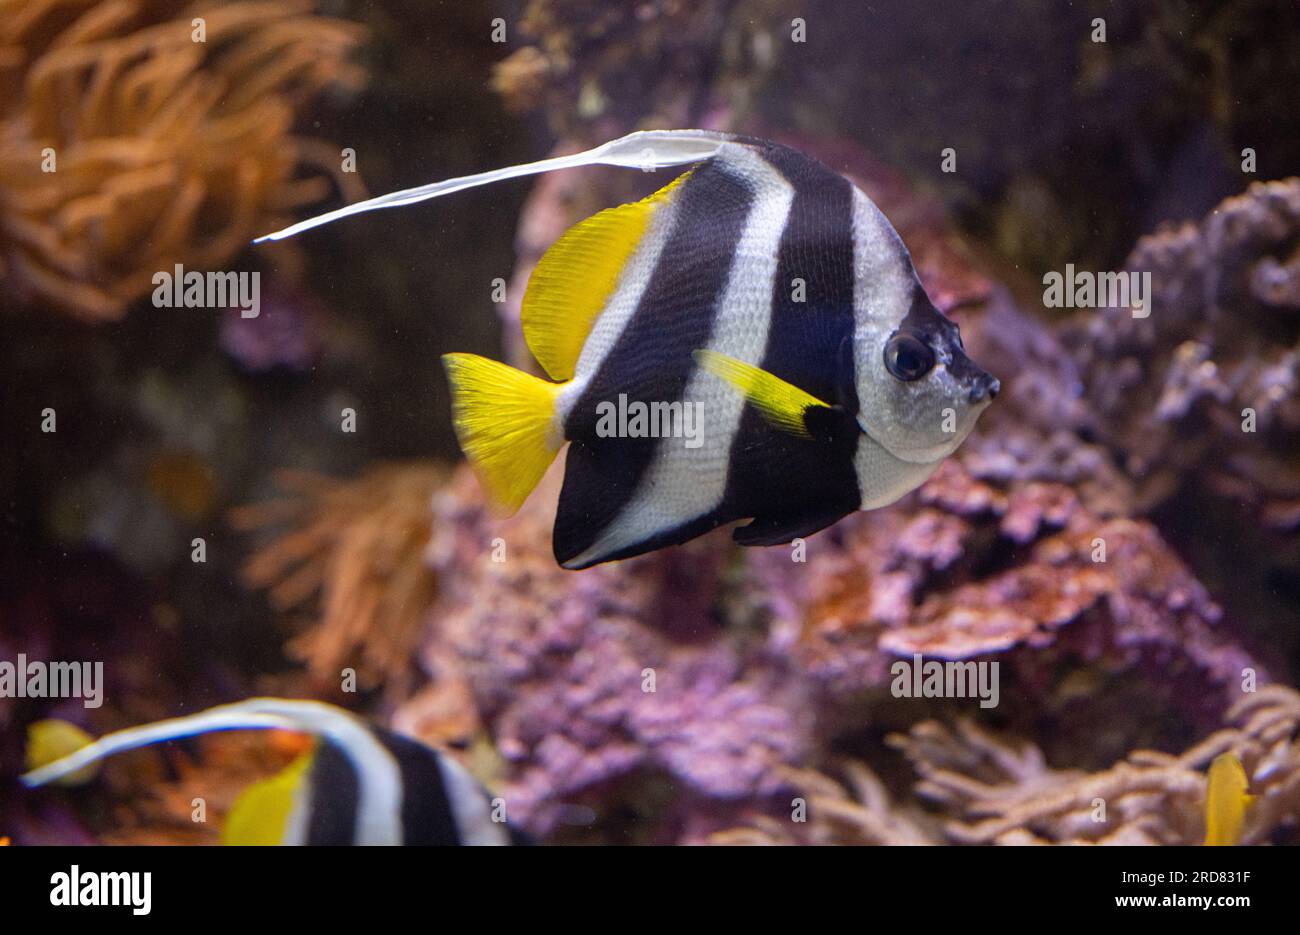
[524,173,689,381]
[693,349,831,438]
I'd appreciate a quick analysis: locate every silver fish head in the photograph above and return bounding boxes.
[855,290,998,465]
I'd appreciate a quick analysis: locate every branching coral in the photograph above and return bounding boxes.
[0,0,366,320]
[709,763,939,846]
[890,685,1300,845]
[1064,178,1300,520]
[713,686,1300,846]
[231,463,443,692]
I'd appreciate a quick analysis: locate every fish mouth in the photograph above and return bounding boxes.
[965,372,1001,405]
[945,344,999,406]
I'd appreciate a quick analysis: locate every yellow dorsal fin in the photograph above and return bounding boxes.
[25,720,98,787]
[693,349,831,438]
[222,749,315,846]
[523,172,690,381]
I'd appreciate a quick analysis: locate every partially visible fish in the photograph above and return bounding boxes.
[23,698,529,846]
[1204,752,1254,846]
[256,130,999,568]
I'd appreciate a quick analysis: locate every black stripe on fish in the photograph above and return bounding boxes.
[718,141,862,544]
[377,728,465,846]
[746,140,858,408]
[554,158,756,566]
[303,739,361,845]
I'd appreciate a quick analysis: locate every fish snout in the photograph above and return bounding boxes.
[967,373,1000,404]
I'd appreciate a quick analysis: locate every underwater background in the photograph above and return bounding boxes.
[2,0,1299,845]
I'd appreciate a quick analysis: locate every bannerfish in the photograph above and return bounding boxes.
[255,130,1000,568]
[1203,752,1254,846]
[22,698,528,846]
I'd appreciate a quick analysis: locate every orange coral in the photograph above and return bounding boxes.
[0,0,366,320]
[231,463,445,692]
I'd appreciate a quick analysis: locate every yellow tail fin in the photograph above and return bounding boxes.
[442,353,565,513]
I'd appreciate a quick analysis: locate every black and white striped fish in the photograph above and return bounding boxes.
[22,699,528,846]
[256,130,1000,569]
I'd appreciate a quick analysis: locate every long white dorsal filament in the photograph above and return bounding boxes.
[253,130,729,243]
[20,698,358,788]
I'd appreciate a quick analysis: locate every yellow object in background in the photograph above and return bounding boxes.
[25,720,99,787]
[1204,752,1254,846]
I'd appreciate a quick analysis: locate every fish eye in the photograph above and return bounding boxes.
[883,332,936,382]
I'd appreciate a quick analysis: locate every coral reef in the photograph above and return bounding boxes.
[232,463,445,694]
[401,469,811,841]
[0,0,365,320]
[1061,177,1300,664]
[218,281,323,372]
[1063,178,1300,522]
[713,686,1300,846]
[891,685,1300,845]
[708,762,939,845]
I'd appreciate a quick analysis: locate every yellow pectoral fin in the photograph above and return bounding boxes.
[693,349,830,438]
[222,750,315,846]
[522,172,690,382]
[26,720,98,787]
